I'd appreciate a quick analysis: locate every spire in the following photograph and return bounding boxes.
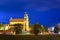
[10,17,13,20]
[24,12,28,17]
[24,12,27,14]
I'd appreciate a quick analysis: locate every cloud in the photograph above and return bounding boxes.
[0,0,60,12]
[0,0,11,5]
[20,0,60,12]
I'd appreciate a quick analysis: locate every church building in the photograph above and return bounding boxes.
[9,12,29,31]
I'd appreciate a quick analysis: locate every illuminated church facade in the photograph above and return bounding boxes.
[9,12,29,31]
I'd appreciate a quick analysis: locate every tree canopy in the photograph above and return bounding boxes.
[11,23,23,34]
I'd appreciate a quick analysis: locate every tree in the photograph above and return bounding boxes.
[54,27,59,33]
[42,25,48,32]
[11,23,23,34]
[0,24,4,30]
[0,24,2,28]
[30,23,42,35]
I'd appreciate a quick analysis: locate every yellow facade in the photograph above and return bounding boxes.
[9,13,29,31]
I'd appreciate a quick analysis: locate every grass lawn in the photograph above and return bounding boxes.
[0,34,60,40]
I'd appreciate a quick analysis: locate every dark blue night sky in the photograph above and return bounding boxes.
[0,0,60,27]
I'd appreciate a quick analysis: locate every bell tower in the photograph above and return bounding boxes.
[24,12,29,31]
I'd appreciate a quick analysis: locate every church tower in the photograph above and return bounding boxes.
[24,12,29,31]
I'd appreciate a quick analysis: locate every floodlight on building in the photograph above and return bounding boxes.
[5,26,9,30]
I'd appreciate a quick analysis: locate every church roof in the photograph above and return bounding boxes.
[10,18,24,22]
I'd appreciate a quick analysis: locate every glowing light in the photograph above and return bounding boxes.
[58,31,60,34]
[5,26,9,30]
[52,27,54,31]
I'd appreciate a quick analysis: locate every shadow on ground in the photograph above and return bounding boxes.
[0,34,60,40]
